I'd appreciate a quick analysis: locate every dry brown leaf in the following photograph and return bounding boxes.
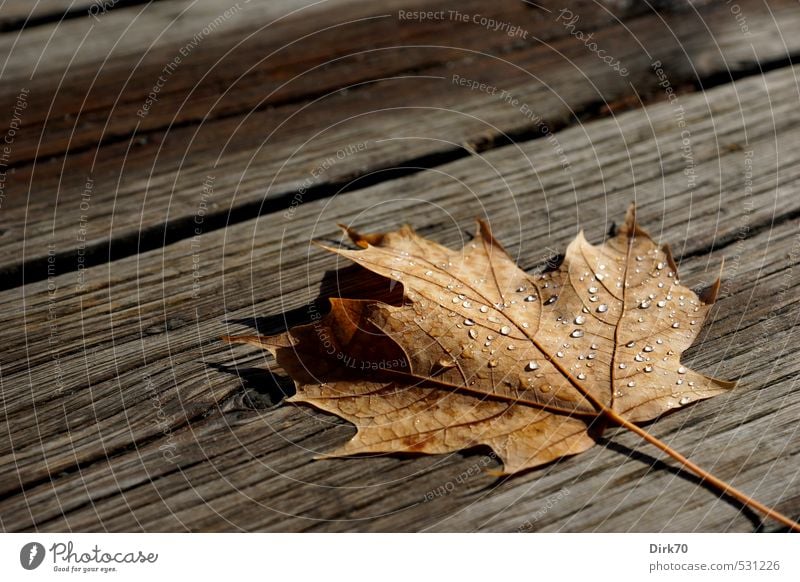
[226,205,799,531]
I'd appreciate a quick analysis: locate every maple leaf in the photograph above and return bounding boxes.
[226,206,799,531]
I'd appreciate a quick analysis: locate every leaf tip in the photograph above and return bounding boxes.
[337,223,373,248]
[620,202,651,240]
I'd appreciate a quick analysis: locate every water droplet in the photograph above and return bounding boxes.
[587,353,596,360]
[463,300,472,308]
[644,365,653,373]
[597,304,608,313]
[619,363,627,369]
[464,319,475,326]
[657,300,666,308]
[591,343,598,350]
[627,381,636,387]
[524,295,536,302]
[507,345,515,351]
[556,351,564,358]
[425,270,433,276]
[570,329,584,338]
[451,297,461,304]
[544,296,558,305]
[656,262,665,269]
[677,366,687,374]
[499,326,510,335]
[643,345,654,353]
[437,358,456,369]
[676,379,683,385]
[679,396,691,405]
[469,329,478,339]
[588,286,598,293]
[596,273,605,281]
[639,300,651,309]
[540,384,551,393]
[589,295,599,302]
[525,361,539,371]
[577,372,587,380]
[626,341,635,348]
[574,315,586,325]
[488,360,499,368]
[479,305,489,313]
[671,322,680,328]
[516,286,525,292]
[634,354,644,362]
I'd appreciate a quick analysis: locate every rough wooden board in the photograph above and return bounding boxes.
[3,210,799,533]
[0,0,105,29]
[2,65,800,531]
[2,0,799,281]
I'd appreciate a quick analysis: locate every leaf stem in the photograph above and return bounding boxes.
[603,408,800,532]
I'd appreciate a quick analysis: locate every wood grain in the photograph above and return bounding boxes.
[2,0,799,283]
[2,64,799,531]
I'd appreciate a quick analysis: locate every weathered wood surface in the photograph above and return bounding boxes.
[2,50,800,532]
[1,0,799,286]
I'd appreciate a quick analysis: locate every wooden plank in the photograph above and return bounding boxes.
[0,0,107,30]
[2,65,799,531]
[2,0,799,284]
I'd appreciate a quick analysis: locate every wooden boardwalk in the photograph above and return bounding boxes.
[1,0,799,532]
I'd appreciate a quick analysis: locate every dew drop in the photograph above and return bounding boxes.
[570,329,584,338]
[671,322,680,328]
[425,270,433,276]
[469,329,478,339]
[644,365,653,373]
[619,363,627,369]
[556,351,565,358]
[463,300,472,308]
[679,396,691,405]
[574,315,586,325]
[587,353,596,360]
[577,372,587,380]
[544,296,558,305]
[524,295,536,302]
[499,326,511,335]
[464,319,475,326]
[627,381,636,387]
[525,361,539,371]
[657,300,666,308]
[634,354,644,362]
[639,300,651,309]
[597,304,609,313]
[625,341,635,348]
[589,295,599,302]
[588,286,598,293]
[677,366,687,374]
[479,305,489,313]
[488,360,499,368]
[643,345,654,353]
